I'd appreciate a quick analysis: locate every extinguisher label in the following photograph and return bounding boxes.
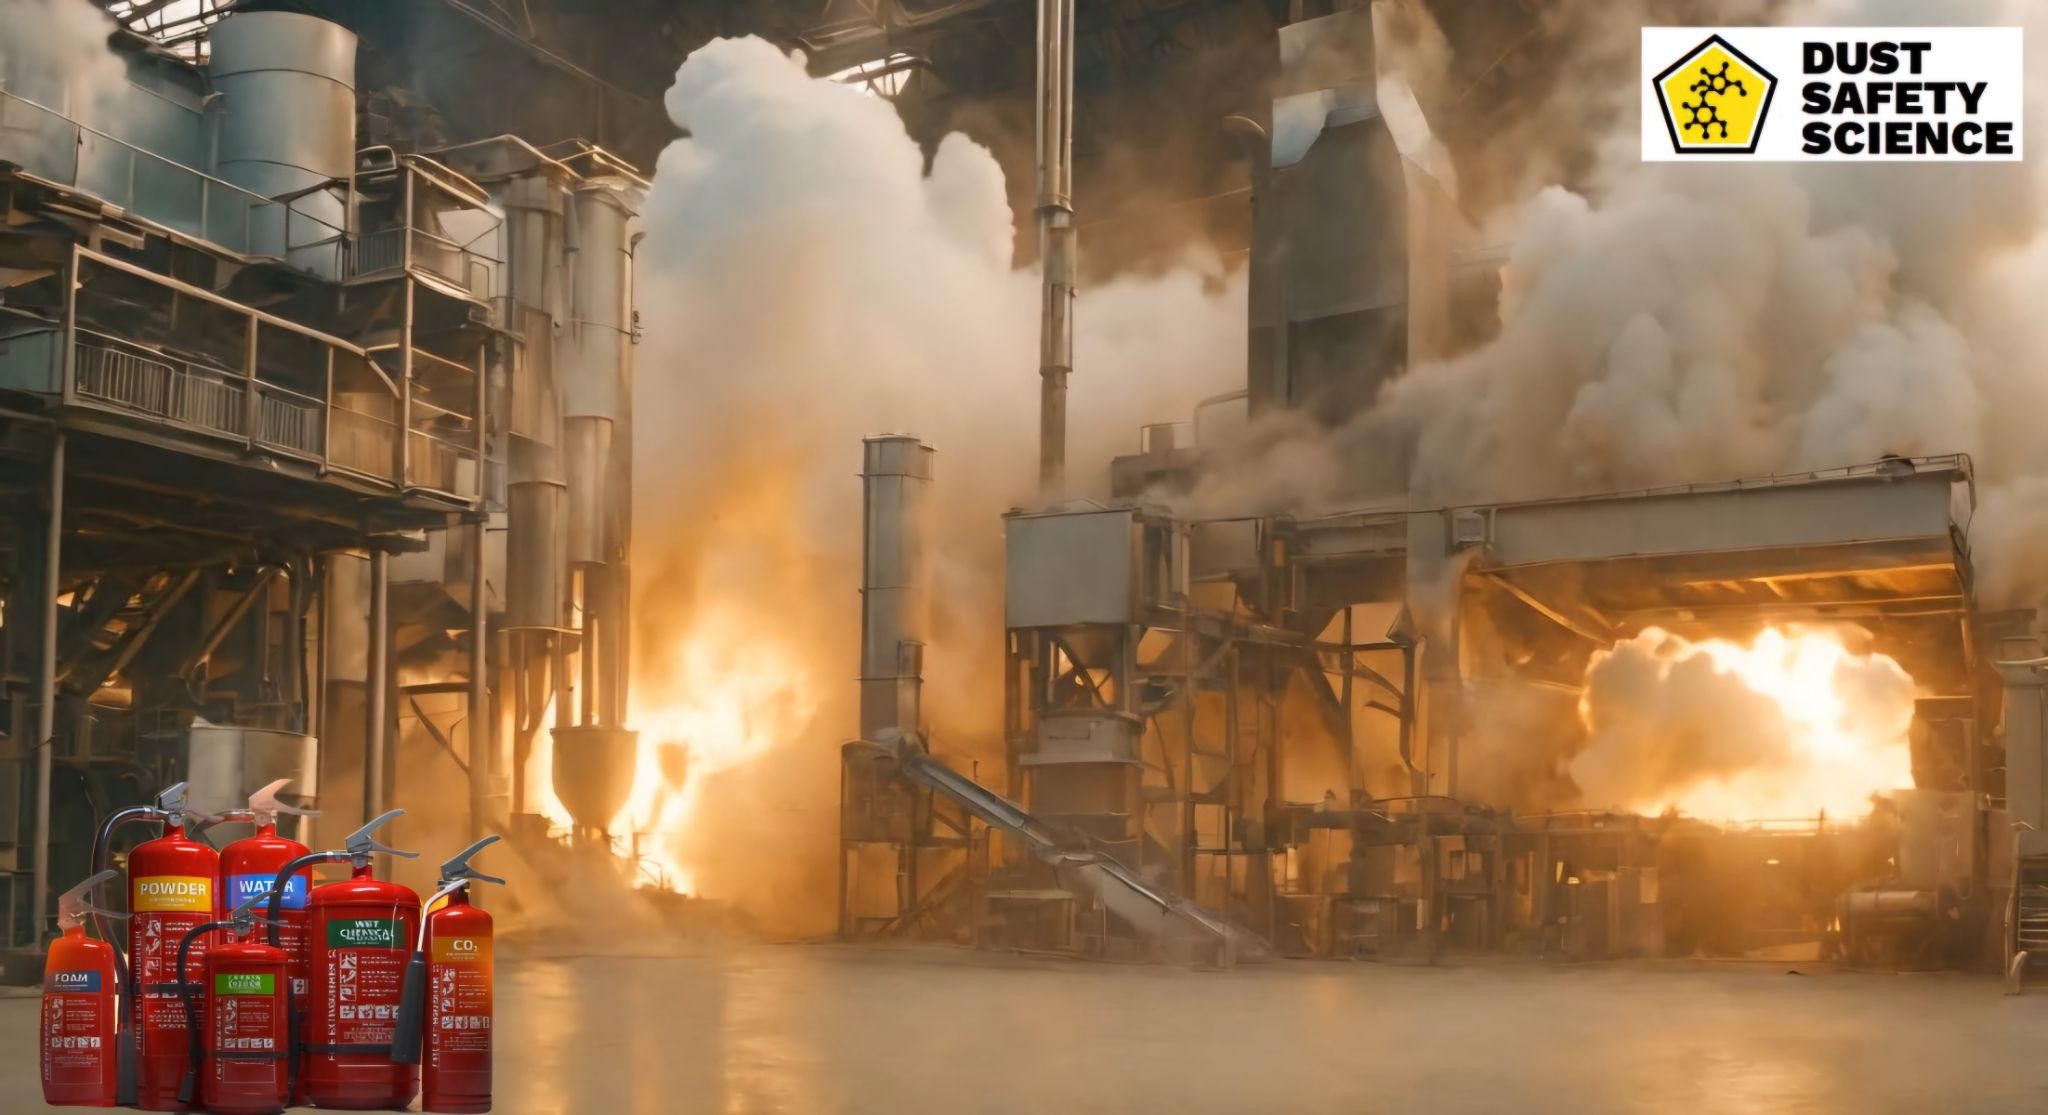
[43,992,108,1073]
[326,918,402,948]
[134,875,213,913]
[209,980,283,1088]
[227,873,308,910]
[214,972,275,996]
[427,939,492,1056]
[429,936,491,965]
[133,910,211,1040]
[320,913,412,1048]
[45,970,102,993]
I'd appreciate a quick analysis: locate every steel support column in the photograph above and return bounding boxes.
[468,517,491,840]
[30,430,65,936]
[364,545,390,820]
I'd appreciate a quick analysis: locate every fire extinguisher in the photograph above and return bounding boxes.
[42,869,125,1108]
[261,809,421,1109]
[172,888,292,1115]
[393,835,504,1114]
[88,780,198,1106]
[128,782,223,1112]
[216,778,318,1103]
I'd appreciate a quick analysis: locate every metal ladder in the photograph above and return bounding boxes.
[2007,858,2048,993]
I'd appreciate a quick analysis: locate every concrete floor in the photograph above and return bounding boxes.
[6,942,2048,1113]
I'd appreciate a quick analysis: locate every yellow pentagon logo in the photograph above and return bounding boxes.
[1653,35,1777,154]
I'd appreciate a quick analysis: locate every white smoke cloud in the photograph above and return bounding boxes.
[1182,0,2048,617]
[628,37,1243,929]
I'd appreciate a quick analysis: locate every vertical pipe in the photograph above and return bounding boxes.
[30,431,65,936]
[1035,0,1075,496]
[859,435,934,740]
[398,281,413,484]
[310,554,327,747]
[363,546,389,821]
[468,517,490,840]
[578,573,597,726]
[1340,607,1354,792]
[283,560,305,731]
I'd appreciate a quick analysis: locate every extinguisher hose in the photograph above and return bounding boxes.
[93,804,157,1108]
[173,918,232,1106]
[264,851,345,1098]
[390,948,430,1065]
[90,807,151,987]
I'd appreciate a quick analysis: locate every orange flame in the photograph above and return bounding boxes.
[614,607,823,893]
[1576,625,1918,822]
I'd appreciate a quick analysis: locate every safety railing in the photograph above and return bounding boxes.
[406,429,480,497]
[257,382,325,459]
[328,399,400,481]
[42,244,488,506]
[349,227,406,278]
[409,226,500,298]
[0,91,348,267]
[348,224,502,303]
[73,333,246,441]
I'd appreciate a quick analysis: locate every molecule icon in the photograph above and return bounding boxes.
[1681,61,1748,139]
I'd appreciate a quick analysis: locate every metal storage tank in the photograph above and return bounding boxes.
[208,12,356,277]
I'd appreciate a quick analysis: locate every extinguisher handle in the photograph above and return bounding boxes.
[390,950,430,1065]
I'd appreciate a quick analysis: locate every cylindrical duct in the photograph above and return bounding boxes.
[207,12,355,275]
[1035,0,1075,496]
[563,181,635,425]
[506,477,566,628]
[859,435,934,740]
[563,415,613,566]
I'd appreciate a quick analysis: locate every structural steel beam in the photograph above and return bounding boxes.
[30,430,64,935]
[364,546,390,821]
[1478,468,1963,569]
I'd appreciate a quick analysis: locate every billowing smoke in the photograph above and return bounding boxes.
[1571,625,1916,821]
[629,37,1243,933]
[1164,0,2048,820]
[1181,0,2048,615]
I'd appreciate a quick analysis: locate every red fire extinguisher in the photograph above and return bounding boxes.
[262,809,421,1109]
[216,778,318,1102]
[90,781,198,1106]
[172,889,292,1115]
[392,835,504,1114]
[42,869,125,1108]
[129,783,222,1112]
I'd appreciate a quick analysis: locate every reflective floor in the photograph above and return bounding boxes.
[6,942,2047,1113]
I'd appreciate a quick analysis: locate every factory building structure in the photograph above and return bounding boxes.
[839,6,2048,980]
[0,9,644,972]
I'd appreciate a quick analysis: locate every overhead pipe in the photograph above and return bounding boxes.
[1036,0,1075,496]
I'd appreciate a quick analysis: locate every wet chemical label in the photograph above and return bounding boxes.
[428,936,493,1057]
[320,917,408,1046]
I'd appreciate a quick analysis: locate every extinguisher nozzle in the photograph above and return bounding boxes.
[390,952,430,1065]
